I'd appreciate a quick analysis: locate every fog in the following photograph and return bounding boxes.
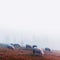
[0,0,60,50]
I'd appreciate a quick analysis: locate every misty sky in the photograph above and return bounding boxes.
[0,0,60,50]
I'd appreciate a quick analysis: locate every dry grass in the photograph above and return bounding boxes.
[0,48,60,60]
[0,55,42,60]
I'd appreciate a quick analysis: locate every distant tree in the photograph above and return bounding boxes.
[11,43,20,48]
[26,45,31,48]
[32,45,37,48]
[45,48,51,51]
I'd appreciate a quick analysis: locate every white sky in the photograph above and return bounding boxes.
[0,0,60,50]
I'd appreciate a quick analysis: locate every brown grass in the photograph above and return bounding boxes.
[0,48,60,60]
